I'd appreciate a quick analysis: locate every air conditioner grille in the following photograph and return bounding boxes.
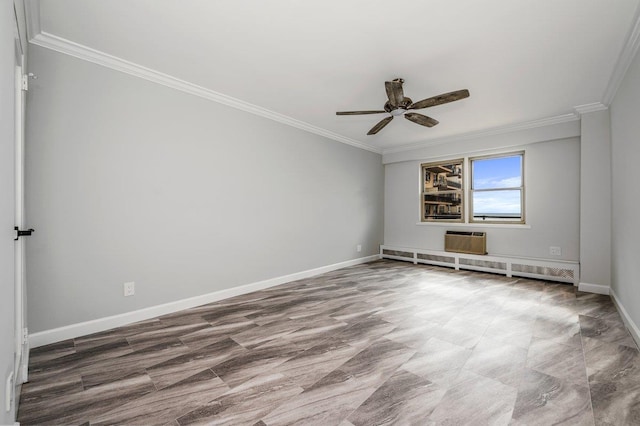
[445,231,487,255]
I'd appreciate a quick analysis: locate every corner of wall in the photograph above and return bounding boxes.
[610,287,640,350]
[578,282,610,295]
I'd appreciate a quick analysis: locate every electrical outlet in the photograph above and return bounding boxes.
[123,281,135,297]
[356,244,362,252]
[549,246,562,256]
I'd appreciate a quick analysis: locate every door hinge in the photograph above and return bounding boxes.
[22,328,28,345]
[21,73,36,91]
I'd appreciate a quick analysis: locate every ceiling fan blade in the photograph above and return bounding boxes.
[405,112,439,128]
[409,89,470,110]
[367,116,394,135]
[336,110,387,115]
[385,80,405,108]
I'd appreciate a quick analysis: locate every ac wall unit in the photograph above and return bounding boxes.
[445,231,487,255]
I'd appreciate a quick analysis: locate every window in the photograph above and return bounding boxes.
[470,152,524,223]
[421,159,464,222]
[419,153,525,225]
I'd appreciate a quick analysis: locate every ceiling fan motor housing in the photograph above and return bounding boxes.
[384,98,412,112]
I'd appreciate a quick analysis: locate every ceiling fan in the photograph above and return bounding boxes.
[336,78,469,135]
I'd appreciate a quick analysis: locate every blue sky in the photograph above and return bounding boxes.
[472,155,522,214]
[473,155,521,189]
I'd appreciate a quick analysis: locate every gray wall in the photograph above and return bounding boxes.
[1,2,16,422]
[610,47,640,327]
[384,137,580,260]
[26,45,384,333]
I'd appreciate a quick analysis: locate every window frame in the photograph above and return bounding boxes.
[469,151,525,224]
[420,158,465,223]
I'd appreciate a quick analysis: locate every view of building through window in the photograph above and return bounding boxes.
[470,153,524,222]
[421,160,464,222]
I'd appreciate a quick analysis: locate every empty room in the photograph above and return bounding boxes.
[3,0,640,424]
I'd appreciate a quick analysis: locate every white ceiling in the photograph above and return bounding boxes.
[29,0,640,153]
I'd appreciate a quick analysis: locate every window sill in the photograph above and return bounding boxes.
[415,222,532,229]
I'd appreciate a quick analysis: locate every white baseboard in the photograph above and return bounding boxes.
[29,254,381,348]
[610,288,640,350]
[578,282,611,295]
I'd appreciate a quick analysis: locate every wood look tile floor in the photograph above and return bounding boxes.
[18,260,640,425]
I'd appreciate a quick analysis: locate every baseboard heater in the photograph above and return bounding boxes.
[445,231,487,255]
[380,245,580,285]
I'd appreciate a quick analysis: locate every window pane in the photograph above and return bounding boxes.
[424,191,462,220]
[473,155,522,189]
[421,159,464,222]
[472,190,521,219]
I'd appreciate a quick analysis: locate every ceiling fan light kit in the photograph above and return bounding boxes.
[337,78,470,135]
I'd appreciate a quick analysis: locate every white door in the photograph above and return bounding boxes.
[13,8,28,390]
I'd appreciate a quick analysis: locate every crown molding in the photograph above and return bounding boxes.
[28,30,381,154]
[23,0,639,156]
[574,102,608,115]
[602,2,640,105]
[382,113,580,155]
